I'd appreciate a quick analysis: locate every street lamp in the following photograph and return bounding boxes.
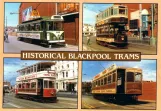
[139,4,142,40]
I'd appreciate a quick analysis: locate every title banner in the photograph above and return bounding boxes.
[21,51,141,61]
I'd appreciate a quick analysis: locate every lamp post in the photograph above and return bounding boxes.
[5,16,7,29]
[150,4,156,46]
[139,4,142,40]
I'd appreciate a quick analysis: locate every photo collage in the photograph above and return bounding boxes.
[1,1,160,111]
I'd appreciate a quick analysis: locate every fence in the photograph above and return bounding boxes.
[128,37,151,45]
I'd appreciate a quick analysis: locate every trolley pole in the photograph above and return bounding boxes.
[151,4,154,38]
[55,3,57,15]
[139,4,142,40]
[6,16,7,29]
[150,4,156,46]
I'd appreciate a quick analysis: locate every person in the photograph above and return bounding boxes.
[4,29,8,42]
[87,36,90,45]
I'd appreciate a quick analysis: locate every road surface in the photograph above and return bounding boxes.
[83,36,156,55]
[82,95,156,109]
[3,93,77,109]
[4,36,78,53]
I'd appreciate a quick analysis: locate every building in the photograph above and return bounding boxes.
[138,81,156,101]
[82,81,92,94]
[51,61,78,92]
[116,3,158,38]
[3,81,11,88]
[19,3,79,45]
[83,24,96,36]
[57,3,79,45]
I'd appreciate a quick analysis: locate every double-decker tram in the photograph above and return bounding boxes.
[15,62,57,102]
[91,64,142,102]
[17,15,65,47]
[95,5,128,48]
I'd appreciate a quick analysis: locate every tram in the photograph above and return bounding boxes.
[17,15,65,47]
[15,62,57,102]
[4,85,10,93]
[91,64,142,101]
[95,5,128,48]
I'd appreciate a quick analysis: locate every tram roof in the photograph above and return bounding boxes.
[19,16,63,25]
[17,61,56,72]
[93,65,142,81]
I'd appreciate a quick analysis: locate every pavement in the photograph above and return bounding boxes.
[4,36,78,53]
[57,91,78,98]
[3,92,77,109]
[83,36,157,55]
[82,95,156,109]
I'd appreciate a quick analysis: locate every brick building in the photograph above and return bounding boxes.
[19,3,79,45]
[116,3,158,38]
[138,81,156,101]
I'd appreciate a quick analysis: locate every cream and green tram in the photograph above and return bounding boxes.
[17,15,65,47]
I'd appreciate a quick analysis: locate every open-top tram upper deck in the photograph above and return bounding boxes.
[15,62,57,99]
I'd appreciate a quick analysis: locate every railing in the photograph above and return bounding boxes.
[128,37,151,45]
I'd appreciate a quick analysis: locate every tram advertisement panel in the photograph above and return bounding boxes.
[17,33,40,39]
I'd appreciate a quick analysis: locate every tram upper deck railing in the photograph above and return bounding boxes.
[96,5,128,23]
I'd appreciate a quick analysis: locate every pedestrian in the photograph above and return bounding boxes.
[4,29,9,42]
[87,36,90,45]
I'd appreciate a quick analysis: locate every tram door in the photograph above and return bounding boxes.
[38,79,43,96]
[117,69,125,94]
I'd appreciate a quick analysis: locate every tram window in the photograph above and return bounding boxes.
[36,24,40,31]
[22,83,25,88]
[31,82,36,89]
[108,75,112,84]
[135,73,142,82]
[54,22,63,31]
[106,10,108,17]
[48,22,53,31]
[31,24,35,31]
[26,83,30,88]
[101,79,103,85]
[113,8,118,15]
[111,8,113,15]
[98,80,100,86]
[127,72,134,82]
[119,9,125,14]
[44,80,48,88]
[104,77,107,85]
[18,84,22,88]
[113,73,116,82]
[96,81,98,86]
[49,81,54,88]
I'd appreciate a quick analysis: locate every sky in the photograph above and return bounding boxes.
[83,3,113,25]
[4,58,41,85]
[82,60,156,82]
[4,3,21,27]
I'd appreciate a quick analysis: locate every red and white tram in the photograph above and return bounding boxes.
[15,62,57,102]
